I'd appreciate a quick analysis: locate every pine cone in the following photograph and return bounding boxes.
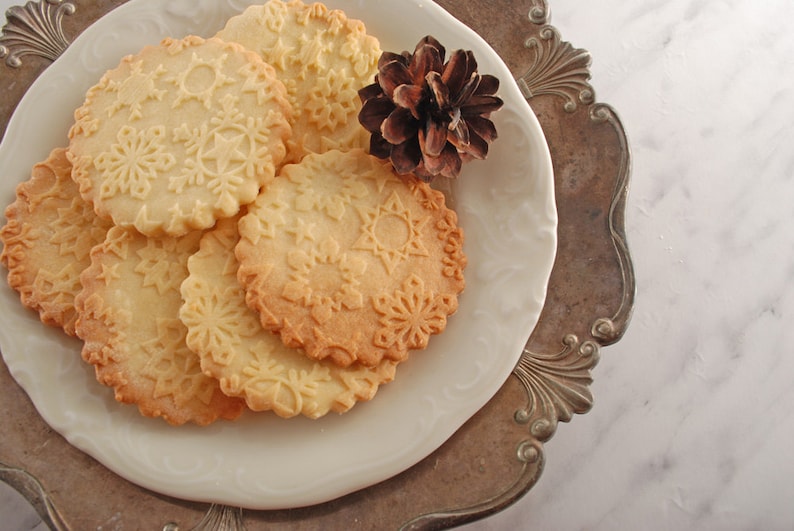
[358,35,504,181]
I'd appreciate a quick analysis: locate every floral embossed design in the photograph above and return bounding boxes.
[171,94,271,211]
[283,237,366,324]
[373,274,455,351]
[167,52,234,109]
[354,190,429,274]
[141,318,215,407]
[94,125,176,200]
[105,60,167,120]
[304,68,359,131]
[134,236,193,296]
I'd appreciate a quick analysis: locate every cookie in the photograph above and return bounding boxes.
[180,215,397,418]
[235,149,466,368]
[0,147,113,336]
[216,0,380,163]
[68,35,292,237]
[74,225,245,426]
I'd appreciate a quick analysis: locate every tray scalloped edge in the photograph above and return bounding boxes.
[0,0,635,528]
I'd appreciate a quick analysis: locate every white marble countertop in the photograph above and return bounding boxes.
[469,1,794,529]
[2,0,793,529]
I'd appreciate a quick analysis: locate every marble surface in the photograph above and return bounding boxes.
[2,0,794,529]
[467,1,794,529]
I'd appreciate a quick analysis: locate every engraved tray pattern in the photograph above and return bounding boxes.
[0,0,633,528]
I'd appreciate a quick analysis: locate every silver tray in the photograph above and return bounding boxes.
[0,0,634,528]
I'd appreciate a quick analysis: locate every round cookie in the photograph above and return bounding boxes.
[68,35,292,237]
[235,149,466,368]
[180,215,397,418]
[74,225,245,426]
[216,0,380,163]
[0,147,113,336]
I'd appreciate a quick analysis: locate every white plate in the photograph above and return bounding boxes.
[0,0,556,510]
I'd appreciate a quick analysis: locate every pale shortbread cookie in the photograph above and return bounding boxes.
[68,35,292,237]
[235,149,466,368]
[74,226,245,426]
[216,0,380,163]
[180,215,397,418]
[0,147,113,336]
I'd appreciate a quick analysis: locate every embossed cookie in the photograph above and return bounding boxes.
[235,149,466,368]
[68,35,292,237]
[180,215,397,418]
[216,0,380,163]
[0,147,113,336]
[74,226,245,426]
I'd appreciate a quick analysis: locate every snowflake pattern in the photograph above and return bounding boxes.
[33,263,81,312]
[78,292,130,366]
[95,125,176,201]
[134,236,195,296]
[49,197,111,261]
[141,318,215,407]
[259,0,288,32]
[340,32,380,78]
[105,60,166,120]
[373,274,456,351]
[267,37,295,71]
[304,68,359,131]
[171,94,271,211]
[243,190,288,241]
[285,217,316,245]
[282,236,366,324]
[293,162,369,220]
[293,29,332,79]
[181,280,262,367]
[241,348,332,418]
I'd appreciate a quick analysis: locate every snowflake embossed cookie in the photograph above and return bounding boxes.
[235,149,467,368]
[68,35,292,237]
[216,0,380,163]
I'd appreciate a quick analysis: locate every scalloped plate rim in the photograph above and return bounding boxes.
[0,0,556,510]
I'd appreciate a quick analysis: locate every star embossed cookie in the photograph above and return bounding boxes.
[235,149,466,368]
[0,147,113,336]
[180,216,397,418]
[216,0,380,163]
[68,35,292,237]
[74,226,245,425]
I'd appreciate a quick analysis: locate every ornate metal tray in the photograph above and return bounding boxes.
[0,0,634,528]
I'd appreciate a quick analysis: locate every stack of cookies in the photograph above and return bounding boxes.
[0,0,467,426]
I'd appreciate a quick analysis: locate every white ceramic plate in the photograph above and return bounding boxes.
[0,0,556,510]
